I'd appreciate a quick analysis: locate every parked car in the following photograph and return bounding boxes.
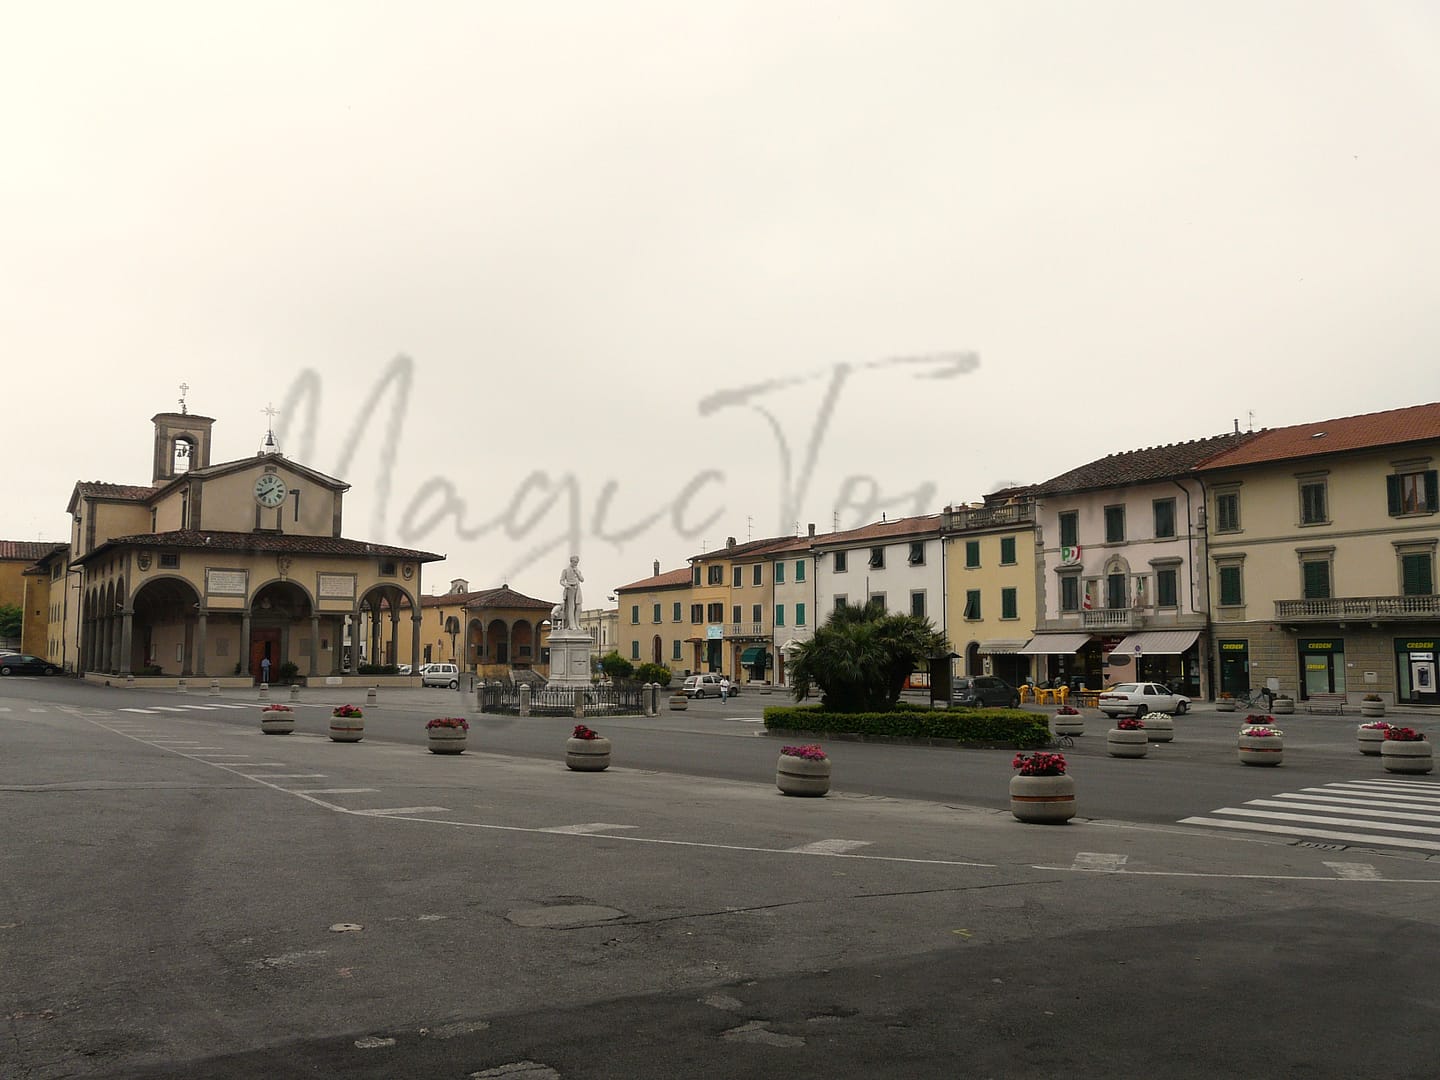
[951,675,1021,708]
[1098,682,1191,719]
[681,674,739,698]
[396,663,412,675]
[0,654,61,677]
[421,663,460,689]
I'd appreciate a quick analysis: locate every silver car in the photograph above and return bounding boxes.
[1098,682,1190,719]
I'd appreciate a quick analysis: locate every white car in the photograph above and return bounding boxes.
[681,674,739,699]
[421,663,460,689]
[1098,682,1190,719]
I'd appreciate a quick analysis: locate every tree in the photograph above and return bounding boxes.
[788,602,948,712]
[635,662,673,687]
[598,651,635,682]
[0,603,21,641]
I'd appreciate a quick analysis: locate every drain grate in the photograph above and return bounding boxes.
[1294,841,1347,851]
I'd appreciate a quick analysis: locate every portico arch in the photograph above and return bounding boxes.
[131,575,203,675]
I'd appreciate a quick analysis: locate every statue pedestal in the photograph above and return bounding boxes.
[548,629,594,688]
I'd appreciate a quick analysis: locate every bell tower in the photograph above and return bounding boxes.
[152,412,215,484]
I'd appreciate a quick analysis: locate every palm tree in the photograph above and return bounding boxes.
[789,602,948,712]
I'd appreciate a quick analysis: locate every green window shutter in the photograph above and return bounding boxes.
[1000,536,1016,564]
[964,590,981,619]
[796,603,806,626]
[775,605,784,627]
[1219,566,1242,605]
[1403,554,1433,596]
[965,540,980,568]
[775,562,785,584]
[1427,471,1439,510]
[1001,588,1017,619]
[1302,562,1330,599]
[796,561,805,582]
[1387,474,1401,515]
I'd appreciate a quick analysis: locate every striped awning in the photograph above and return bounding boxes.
[976,639,1028,655]
[1109,629,1201,656]
[1018,633,1093,655]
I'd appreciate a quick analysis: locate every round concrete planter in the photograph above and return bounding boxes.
[1271,697,1296,715]
[776,753,831,797]
[426,726,468,754]
[260,711,295,735]
[1360,700,1386,720]
[1357,724,1389,755]
[1216,699,1236,712]
[1009,774,1076,824]
[1106,728,1149,758]
[328,717,364,742]
[1051,713,1084,738]
[1237,733,1284,766]
[668,695,689,711]
[1381,739,1433,774]
[566,736,612,771]
[1141,712,1174,743]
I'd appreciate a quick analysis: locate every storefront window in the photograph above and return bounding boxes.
[1300,638,1345,697]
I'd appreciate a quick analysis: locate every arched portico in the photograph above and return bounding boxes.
[356,583,420,673]
[131,575,203,675]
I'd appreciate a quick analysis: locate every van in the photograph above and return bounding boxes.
[422,663,460,689]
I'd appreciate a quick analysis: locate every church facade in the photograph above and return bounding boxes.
[65,410,442,684]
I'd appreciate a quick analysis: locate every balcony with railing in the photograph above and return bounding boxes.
[1274,595,1440,621]
[942,501,1035,532]
[727,622,768,640]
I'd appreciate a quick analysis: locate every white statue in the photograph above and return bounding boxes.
[559,555,584,630]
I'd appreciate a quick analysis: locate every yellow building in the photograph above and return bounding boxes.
[0,540,65,655]
[615,562,695,678]
[942,493,1038,683]
[65,410,442,684]
[413,577,555,678]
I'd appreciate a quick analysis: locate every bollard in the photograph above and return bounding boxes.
[289,684,300,701]
[366,686,377,706]
[125,674,135,689]
[519,683,531,717]
[209,678,220,697]
[177,678,187,694]
[258,683,269,701]
[644,682,657,717]
[573,687,586,719]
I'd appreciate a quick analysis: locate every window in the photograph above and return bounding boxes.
[731,605,742,623]
[1153,498,1176,539]
[629,605,639,624]
[775,605,785,627]
[1388,470,1439,515]
[707,565,724,585]
[652,603,662,623]
[1059,511,1078,548]
[672,602,682,622]
[963,589,981,620]
[1156,568,1178,608]
[672,640,682,660]
[1104,506,1125,543]
[1215,491,1240,533]
[910,591,925,618]
[869,546,885,569]
[1000,536,1016,565]
[795,561,805,582]
[833,551,848,573]
[707,602,724,622]
[159,552,179,569]
[1401,552,1434,596]
[775,561,785,585]
[150,508,157,532]
[751,604,762,622]
[796,603,807,626]
[909,542,925,565]
[834,595,847,611]
[379,559,396,576]
[692,565,701,586]
[869,593,886,612]
[1001,587,1017,620]
[1218,564,1244,606]
[1300,480,1328,525]
[1106,574,1126,609]
[733,566,743,587]
[1060,575,1080,612]
[965,540,980,568]
[690,604,704,623]
[631,640,640,659]
[1302,560,1331,599]
[753,564,763,586]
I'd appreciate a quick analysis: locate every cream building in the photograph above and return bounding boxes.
[941,492,1037,684]
[65,410,442,684]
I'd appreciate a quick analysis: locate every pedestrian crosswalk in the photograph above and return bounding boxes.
[1180,778,1440,852]
[116,703,332,714]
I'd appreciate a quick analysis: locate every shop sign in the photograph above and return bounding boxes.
[1219,641,1248,652]
[1300,640,1341,653]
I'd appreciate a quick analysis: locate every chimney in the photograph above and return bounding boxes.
[808,523,815,538]
[653,559,660,576]
[726,536,736,549]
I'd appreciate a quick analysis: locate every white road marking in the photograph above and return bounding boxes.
[538,823,639,835]
[244,773,327,778]
[1071,852,1128,872]
[150,707,189,713]
[118,708,157,714]
[1323,861,1382,880]
[290,788,380,795]
[1280,792,1440,811]
[1251,799,1440,824]
[1210,807,1440,837]
[1178,817,1440,852]
[354,806,452,816]
[1306,785,1440,805]
[785,839,873,855]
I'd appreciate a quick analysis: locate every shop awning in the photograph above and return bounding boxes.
[1018,633,1093,655]
[740,646,765,664]
[976,640,1028,655]
[1110,629,1201,656]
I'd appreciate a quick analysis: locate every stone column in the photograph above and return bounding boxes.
[411,614,422,675]
[118,611,134,676]
[195,611,208,677]
[331,616,344,675]
[309,615,321,677]
[181,616,194,677]
[389,607,400,667]
[240,611,252,681]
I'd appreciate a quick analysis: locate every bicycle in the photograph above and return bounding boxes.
[1233,687,1272,710]
[1048,731,1075,749]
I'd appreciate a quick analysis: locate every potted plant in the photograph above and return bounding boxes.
[1052,704,1084,738]
[1360,693,1386,719]
[1141,710,1174,743]
[1381,726,1432,774]
[426,716,469,754]
[1271,692,1295,715]
[329,703,364,743]
[566,723,612,771]
[1216,692,1236,713]
[1237,722,1284,766]
[1106,716,1149,758]
[1357,719,1391,756]
[776,743,831,797]
[260,703,295,735]
[1009,751,1074,823]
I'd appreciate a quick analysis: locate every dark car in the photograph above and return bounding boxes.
[0,654,61,676]
[952,675,1021,708]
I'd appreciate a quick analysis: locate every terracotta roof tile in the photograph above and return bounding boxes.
[1198,401,1440,471]
[74,482,159,502]
[75,530,444,565]
[421,586,553,611]
[1030,431,1260,496]
[616,567,694,592]
[0,540,67,562]
[809,514,943,548]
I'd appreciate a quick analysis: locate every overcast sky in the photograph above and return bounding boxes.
[5,2,1438,604]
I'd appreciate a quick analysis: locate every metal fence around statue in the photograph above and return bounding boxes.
[479,681,648,716]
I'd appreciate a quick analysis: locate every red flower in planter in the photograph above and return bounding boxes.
[426,717,469,731]
[1384,726,1426,742]
[780,744,828,761]
[1012,751,1066,776]
[572,724,602,740]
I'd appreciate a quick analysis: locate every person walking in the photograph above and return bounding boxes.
[720,675,731,702]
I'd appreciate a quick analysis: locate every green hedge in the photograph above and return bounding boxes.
[763,705,1049,748]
